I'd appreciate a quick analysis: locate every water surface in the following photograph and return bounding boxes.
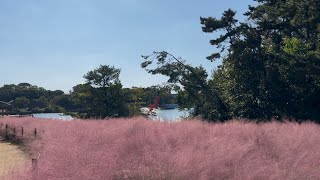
[148,108,191,121]
[33,113,73,121]
[33,109,191,121]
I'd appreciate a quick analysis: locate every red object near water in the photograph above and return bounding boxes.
[149,96,160,110]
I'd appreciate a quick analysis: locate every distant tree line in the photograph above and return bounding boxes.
[0,65,177,118]
[0,83,65,114]
[142,0,320,123]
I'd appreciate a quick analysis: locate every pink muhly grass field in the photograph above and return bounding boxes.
[1,117,320,180]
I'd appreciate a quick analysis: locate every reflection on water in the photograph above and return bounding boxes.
[148,109,191,121]
[33,113,73,121]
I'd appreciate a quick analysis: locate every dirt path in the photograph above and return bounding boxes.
[0,142,27,178]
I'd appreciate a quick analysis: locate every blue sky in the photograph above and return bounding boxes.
[0,0,254,92]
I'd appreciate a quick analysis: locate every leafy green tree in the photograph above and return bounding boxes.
[83,65,129,118]
[0,83,71,114]
[69,84,93,113]
[14,96,30,109]
[122,87,145,116]
[17,83,32,88]
[176,90,193,108]
[31,96,49,109]
[51,95,72,111]
[241,0,320,121]
[84,65,121,88]
[142,52,229,121]
[142,0,320,122]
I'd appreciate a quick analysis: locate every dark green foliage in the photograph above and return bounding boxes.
[82,65,129,118]
[142,0,320,122]
[14,96,30,109]
[68,83,93,113]
[141,52,229,121]
[0,83,65,114]
[84,65,121,88]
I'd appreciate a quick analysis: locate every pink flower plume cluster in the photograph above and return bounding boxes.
[1,117,319,180]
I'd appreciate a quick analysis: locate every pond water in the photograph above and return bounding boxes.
[148,108,191,121]
[33,109,192,121]
[32,113,73,121]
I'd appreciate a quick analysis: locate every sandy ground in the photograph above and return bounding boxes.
[0,142,27,178]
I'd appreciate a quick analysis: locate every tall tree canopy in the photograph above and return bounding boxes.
[83,65,129,118]
[142,0,320,122]
[84,65,121,88]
